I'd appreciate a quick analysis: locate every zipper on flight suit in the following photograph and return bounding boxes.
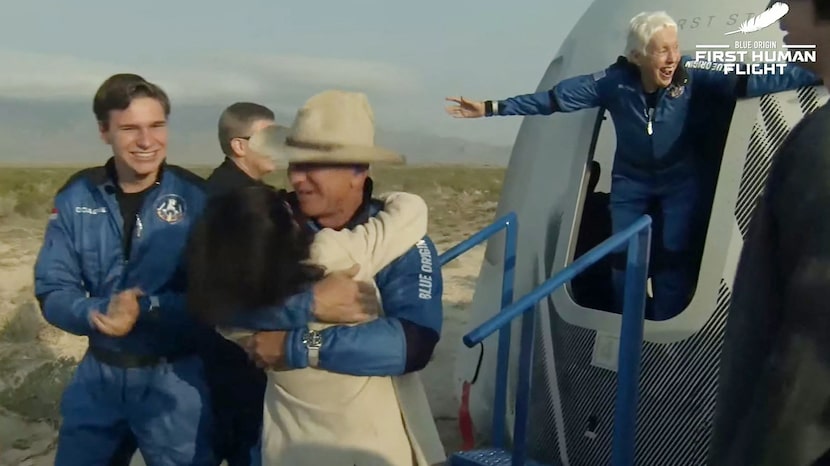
[105,177,157,290]
[644,87,663,136]
[120,195,149,267]
[644,91,661,173]
[125,179,159,256]
[123,214,142,263]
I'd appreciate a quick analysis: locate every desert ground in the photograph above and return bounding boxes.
[0,164,505,465]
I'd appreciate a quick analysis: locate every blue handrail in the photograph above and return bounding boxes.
[438,211,518,450]
[462,214,652,466]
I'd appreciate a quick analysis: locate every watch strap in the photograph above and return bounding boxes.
[303,329,323,367]
[308,346,320,367]
[484,100,500,116]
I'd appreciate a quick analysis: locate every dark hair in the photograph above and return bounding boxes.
[218,102,276,156]
[186,186,324,325]
[93,73,171,129]
[815,0,830,21]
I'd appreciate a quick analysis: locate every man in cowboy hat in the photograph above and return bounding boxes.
[231,89,446,465]
[198,100,388,466]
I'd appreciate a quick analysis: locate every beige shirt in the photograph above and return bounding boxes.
[222,192,445,466]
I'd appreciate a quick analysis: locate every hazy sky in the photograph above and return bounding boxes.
[0,0,592,146]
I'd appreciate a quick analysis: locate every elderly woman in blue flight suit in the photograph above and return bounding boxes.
[445,10,821,321]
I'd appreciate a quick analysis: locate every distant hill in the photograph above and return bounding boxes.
[0,98,511,166]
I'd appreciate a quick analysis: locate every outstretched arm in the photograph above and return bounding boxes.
[283,236,443,376]
[445,64,615,118]
[497,70,611,115]
[685,59,821,98]
[743,64,821,97]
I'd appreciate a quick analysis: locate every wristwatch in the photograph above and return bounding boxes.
[484,100,500,116]
[148,295,160,316]
[302,329,323,367]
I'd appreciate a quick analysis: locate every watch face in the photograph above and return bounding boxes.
[304,330,322,348]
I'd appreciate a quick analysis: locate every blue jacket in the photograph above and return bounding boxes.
[232,194,444,377]
[492,55,820,179]
[33,161,209,356]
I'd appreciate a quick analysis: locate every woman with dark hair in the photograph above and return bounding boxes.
[185,184,433,465]
[186,186,324,326]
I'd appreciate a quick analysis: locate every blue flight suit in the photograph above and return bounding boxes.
[229,185,444,464]
[487,55,820,320]
[33,159,215,465]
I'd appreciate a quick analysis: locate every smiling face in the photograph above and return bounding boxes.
[99,96,168,186]
[637,26,681,91]
[287,163,368,228]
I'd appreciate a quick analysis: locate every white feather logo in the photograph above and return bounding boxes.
[725,2,789,35]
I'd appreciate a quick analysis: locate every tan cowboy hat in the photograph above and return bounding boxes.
[248,90,404,166]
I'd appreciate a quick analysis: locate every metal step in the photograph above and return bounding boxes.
[447,448,551,466]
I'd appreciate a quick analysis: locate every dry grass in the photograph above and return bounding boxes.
[0,164,505,245]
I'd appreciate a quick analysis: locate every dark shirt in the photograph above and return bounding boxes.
[104,159,156,259]
[205,157,269,197]
[709,101,830,465]
[201,157,268,414]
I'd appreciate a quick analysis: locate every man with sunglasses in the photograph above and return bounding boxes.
[207,102,278,196]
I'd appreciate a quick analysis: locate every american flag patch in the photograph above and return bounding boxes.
[48,207,57,221]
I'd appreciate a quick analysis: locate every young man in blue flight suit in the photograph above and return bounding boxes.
[445,10,821,321]
[225,90,445,465]
[33,73,217,465]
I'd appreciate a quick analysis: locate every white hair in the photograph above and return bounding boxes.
[625,11,677,60]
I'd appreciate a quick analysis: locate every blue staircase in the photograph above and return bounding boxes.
[438,213,652,466]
